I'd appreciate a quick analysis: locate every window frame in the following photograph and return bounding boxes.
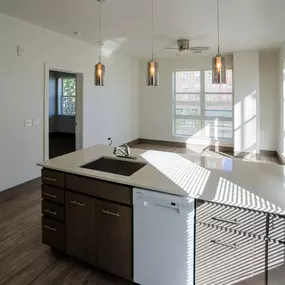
[58,77,76,116]
[173,69,233,140]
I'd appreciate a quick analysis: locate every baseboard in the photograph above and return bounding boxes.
[234,150,277,159]
[0,177,41,203]
[277,151,285,165]
[207,145,234,154]
[126,139,140,147]
[138,138,186,148]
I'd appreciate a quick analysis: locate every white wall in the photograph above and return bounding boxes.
[139,55,233,145]
[0,13,139,191]
[233,51,260,155]
[259,50,279,151]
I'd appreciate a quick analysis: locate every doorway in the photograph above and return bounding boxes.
[47,70,82,159]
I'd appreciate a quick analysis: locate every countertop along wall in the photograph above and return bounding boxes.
[139,51,278,151]
[0,13,140,191]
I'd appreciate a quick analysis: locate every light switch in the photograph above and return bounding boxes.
[24,120,32,127]
[33,118,40,126]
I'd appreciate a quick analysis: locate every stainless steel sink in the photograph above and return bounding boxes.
[80,156,147,176]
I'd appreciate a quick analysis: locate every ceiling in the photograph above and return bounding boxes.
[1,0,285,59]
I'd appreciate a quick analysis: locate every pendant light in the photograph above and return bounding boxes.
[212,0,226,84]
[147,0,159,86]
[95,0,105,86]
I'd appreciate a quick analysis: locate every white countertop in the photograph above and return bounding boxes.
[38,145,285,216]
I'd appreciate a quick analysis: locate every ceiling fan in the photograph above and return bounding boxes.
[164,39,209,56]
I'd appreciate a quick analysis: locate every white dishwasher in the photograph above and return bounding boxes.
[133,188,195,285]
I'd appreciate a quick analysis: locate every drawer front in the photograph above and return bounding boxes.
[196,223,241,285]
[42,217,65,252]
[42,200,65,221]
[65,174,132,205]
[42,169,65,188]
[196,201,266,236]
[41,185,64,204]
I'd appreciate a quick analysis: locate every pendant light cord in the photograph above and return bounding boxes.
[151,0,154,60]
[217,0,220,55]
[99,0,102,62]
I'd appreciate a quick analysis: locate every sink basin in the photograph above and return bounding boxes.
[81,156,147,176]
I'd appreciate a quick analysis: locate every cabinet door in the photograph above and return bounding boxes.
[65,191,96,265]
[96,199,133,281]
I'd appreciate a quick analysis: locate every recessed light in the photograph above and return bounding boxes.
[73,32,81,37]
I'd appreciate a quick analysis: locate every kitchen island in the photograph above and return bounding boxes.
[38,145,285,285]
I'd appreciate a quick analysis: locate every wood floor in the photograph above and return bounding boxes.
[133,143,280,165]
[0,185,133,285]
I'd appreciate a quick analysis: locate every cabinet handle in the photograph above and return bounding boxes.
[70,200,85,207]
[102,209,120,217]
[211,239,237,249]
[212,216,239,225]
[44,225,57,232]
[43,177,56,182]
[43,209,57,216]
[43,192,57,199]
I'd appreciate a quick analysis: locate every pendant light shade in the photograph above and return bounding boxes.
[95,0,105,86]
[95,61,105,86]
[147,60,159,86]
[147,0,159,86]
[212,0,226,84]
[212,54,226,84]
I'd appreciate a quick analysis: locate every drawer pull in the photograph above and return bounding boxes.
[43,177,56,182]
[43,209,57,216]
[44,225,57,232]
[43,192,57,199]
[212,217,239,225]
[70,200,85,207]
[211,239,237,249]
[102,209,120,217]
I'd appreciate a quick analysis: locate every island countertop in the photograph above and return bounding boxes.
[38,145,285,216]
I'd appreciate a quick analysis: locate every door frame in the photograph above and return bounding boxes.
[44,62,83,160]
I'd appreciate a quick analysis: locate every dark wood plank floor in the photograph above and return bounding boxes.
[0,186,133,285]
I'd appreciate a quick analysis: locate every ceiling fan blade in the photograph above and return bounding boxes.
[189,46,209,51]
[164,47,178,50]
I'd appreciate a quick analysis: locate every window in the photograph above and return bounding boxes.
[58,78,76,115]
[173,69,233,139]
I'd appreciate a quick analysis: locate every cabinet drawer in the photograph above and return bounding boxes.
[65,174,132,205]
[42,217,65,252]
[42,200,65,221]
[41,185,64,204]
[42,169,64,188]
[196,223,255,285]
[196,201,266,236]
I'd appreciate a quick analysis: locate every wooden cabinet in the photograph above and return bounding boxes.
[42,217,65,252]
[196,202,285,285]
[96,199,133,280]
[65,191,96,266]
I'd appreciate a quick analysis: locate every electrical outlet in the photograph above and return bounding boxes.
[24,119,32,127]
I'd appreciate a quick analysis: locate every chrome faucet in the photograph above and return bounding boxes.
[113,143,131,157]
